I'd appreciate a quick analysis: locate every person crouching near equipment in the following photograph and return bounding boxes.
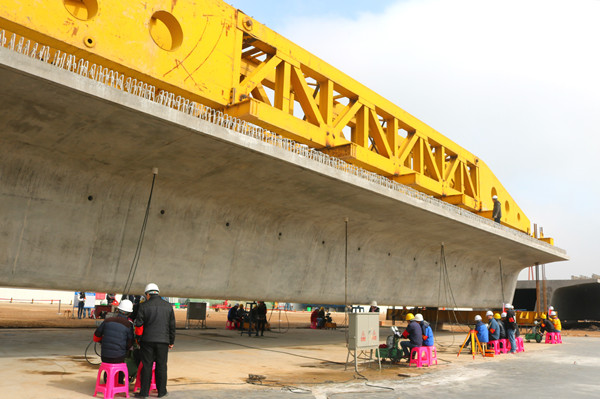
[539,314,557,335]
[474,315,489,350]
[400,313,423,362]
[550,311,562,332]
[93,299,134,384]
[415,313,434,346]
[486,311,500,342]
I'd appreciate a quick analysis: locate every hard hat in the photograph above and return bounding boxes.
[494,313,501,319]
[501,312,507,317]
[118,299,134,313]
[414,313,424,322]
[541,314,547,319]
[475,315,482,321]
[492,195,498,200]
[505,303,513,309]
[550,311,557,316]
[371,301,377,307]
[549,306,554,310]
[144,283,160,294]
[405,313,414,321]
[486,311,494,317]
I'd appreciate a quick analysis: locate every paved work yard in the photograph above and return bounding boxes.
[1,323,598,399]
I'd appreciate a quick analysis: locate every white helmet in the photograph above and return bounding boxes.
[414,313,424,322]
[505,303,513,309]
[475,315,482,321]
[370,301,378,307]
[501,312,507,317]
[549,306,554,310]
[486,310,494,317]
[550,311,557,316]
[492,195,498,200]
[118,299,134,313]
[144,283,160,294]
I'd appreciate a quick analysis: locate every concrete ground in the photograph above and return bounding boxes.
[1,322,597,399]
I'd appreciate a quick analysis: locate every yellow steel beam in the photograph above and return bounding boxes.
[0,0,534,235]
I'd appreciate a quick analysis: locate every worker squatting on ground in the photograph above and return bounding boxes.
[400,313,422,361]
[134,283,176,398]
[492,195,502,223]
[93,300,134,384]
[487,311,500,341]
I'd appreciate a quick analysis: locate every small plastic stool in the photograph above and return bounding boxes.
[94,362,129,399]
[545,332,559,344]
[424,345,438,365]
[515,337,525,352]
[409,346,429,368]
[556,332,562,343]
[487,340,502,355]
[310,321,317,329]
[226,320,236,330]
[133,362,157,394]
[499,339,510,354]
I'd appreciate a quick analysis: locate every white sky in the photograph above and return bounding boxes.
[232,0,600,279]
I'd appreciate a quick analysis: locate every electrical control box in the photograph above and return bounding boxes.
[348,312,380,349]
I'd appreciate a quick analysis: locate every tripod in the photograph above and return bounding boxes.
[457,328,485,359]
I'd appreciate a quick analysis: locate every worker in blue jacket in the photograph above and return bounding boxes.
[400,313,423,361]
[486,311,500,341]
[415,313,434,346]
[475,315,489,344]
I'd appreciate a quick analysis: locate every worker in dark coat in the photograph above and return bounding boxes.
[486,311,500,341]
[495,313,506,339]
[400,313,423,361]
[539,314,557,334]
[255,301,267,337]
[505,304,518,353]
[492,195,502,223]
[135,283,175,398]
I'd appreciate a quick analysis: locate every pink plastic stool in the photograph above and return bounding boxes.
[94,362,129,399]
[499,339,510,354]
[545,332,559,344]
[133,362,157,393]
[515,336,525,352]
[556,332,563,343]
[310,321,317,329]
[425,345,438,365]
[409,346,429,368]
[226,320,236,330]
[487,340,502,355]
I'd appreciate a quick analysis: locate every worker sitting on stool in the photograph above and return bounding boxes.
[227,303,239,328]
[550,311,562,332]
[400,313,423,362]
[540,314,557,334]
[416,313,434,346]
[487,311,500,341]
[317,307,326,328]
[495,313,506,339]
[465,315,489,351]
[93,299,134,384]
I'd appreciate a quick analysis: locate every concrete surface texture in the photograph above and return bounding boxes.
[0,46,567,307]
[0,326,598,399]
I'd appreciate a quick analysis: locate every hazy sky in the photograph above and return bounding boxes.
[228,0,600,279]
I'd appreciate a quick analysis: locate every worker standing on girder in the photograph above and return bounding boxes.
[135,283,175,398]
[492,195,502,223]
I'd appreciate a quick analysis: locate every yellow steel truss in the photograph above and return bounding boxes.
[0,0,533,233]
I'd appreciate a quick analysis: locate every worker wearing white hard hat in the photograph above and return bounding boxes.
[492,195,502,223]
[504,304,518,353]
[550,310,562,332]
[135,283,176,398]
[414,314,435,346]
[486,311,500,341]
[369,300,380,313]
[92,299,135,374]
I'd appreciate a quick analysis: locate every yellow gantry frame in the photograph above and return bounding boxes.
[0,0,532,233]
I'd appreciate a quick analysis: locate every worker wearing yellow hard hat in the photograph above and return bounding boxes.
[400,312,422,362]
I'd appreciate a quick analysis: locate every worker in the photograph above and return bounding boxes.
[255,301,267,337]
[475,315,489,346]
[505,304,517,353]
[400,313,423,361]
[135,283,175,399]
[227,303,239,328]
[77,291,86,319]
[539,314,557,334]
[317,307,326,328]
[492,195,502,223]
[369,301,380,313]
[486,311,500,341]
[310,307,319,328]
[415,313,434,346]
[550,311,562,332]
[495,313,506,339]
[93,299,134,384]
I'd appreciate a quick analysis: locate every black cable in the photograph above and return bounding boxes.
[85,339,101,365]
[122,172,157,296]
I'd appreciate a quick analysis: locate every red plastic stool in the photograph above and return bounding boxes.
[226,320,236,330]
[94,362,129,399]
[487,340,502,355]
[133,362,157,394]
[409,346,429,368]
[515,336,525,352]
[310,321,317,329]
[425,345,438,365]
